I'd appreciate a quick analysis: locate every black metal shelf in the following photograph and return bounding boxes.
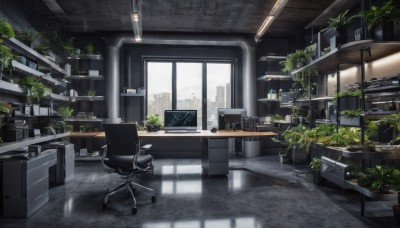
[257,98,280,102]
[291,40,400,74]
[3,37,66,74]
[65,118,103,122]
[65,75,104,80]
[67,54,102,60]
[120,93,145,97]
[257,74,292,81]
[0,132,70,154]
[71,96,104,101]
[11,60,66,89]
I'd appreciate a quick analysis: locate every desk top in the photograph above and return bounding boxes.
[95,130,277,138]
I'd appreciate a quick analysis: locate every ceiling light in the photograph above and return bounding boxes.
[131,0,142,42]
[255,0,289,42]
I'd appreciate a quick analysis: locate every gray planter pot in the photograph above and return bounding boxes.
[340,116,360,126]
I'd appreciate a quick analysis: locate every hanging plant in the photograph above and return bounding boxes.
[16,75,51,104]
[0,18,15,39]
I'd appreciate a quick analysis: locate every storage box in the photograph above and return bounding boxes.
[79,148,88,156]
[88,70,99,76]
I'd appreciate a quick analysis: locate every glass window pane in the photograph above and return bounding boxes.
[176,62,202,129]
[147,62,172,117]
[206,63,232,129]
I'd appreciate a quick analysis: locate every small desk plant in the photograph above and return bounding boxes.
[145,114,163,132]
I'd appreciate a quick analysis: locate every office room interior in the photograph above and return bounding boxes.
[1,0,400,227]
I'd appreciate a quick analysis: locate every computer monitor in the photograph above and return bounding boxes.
[217,108,247,130]
[164,110,197,131]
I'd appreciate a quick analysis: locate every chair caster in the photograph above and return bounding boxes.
[151,196,156,203]
[131,207,138,214]
[102,202,108,210]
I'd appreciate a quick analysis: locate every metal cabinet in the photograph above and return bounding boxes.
[1,149,57,217]
[43,143,75,184]
[201,138,229,176]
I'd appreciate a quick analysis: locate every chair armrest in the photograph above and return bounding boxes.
[141,144,152,151]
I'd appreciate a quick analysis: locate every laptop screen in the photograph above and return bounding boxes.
[164,110,197,130]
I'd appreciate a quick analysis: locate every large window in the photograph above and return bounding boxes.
[147,62,172,117]
[146,60,233,129]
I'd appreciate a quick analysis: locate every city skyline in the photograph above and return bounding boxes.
[148,83,231,129]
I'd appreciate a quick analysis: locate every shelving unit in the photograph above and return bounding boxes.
[11,60,66,88]
[2,37,66,74]
[0,132,70,154]
[289,39,400,141]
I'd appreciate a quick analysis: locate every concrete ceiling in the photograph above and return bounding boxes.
[26,0,357,37]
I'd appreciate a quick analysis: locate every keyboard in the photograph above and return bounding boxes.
[165,130,201,133]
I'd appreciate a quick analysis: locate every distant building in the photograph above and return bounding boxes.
[226,83,231,108]
[216,86,225,108]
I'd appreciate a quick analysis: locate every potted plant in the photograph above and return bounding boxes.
[359,0,400,40]
[84,41,95,55]
[15,30,41,47]
[309,157,326,185]
[0,18,15,39]
[378,113,400,145]
[340,109,361,126]
[334,90,360,111]
[0,101,11,114]
[86,89,96,96]
[64,124,73,133]
[0,45,14,79]
[57,105,74,118]
[145,114,163,132]
[282,125,309,164]
[323,10,356,46]
[357,165,400,193]
[16,76,51,115]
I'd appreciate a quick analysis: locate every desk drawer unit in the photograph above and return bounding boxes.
[202,138,229,176]
[44,143,75,184]
[2,149,56,217]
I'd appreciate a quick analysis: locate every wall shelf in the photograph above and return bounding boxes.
[0,132,70,154]
[12,60,66,88]
[257,74,292,81]
[67,54,102,60]
[65,75,104,80]
[0,80,25,95]
[65,118,103,122]
[46,93,70,102]
[258,55,286,61]
[71,96,104,101]
[257,98,280,102]
[291,40,400,74]
[311,96,333,101]
[3,37,66,74]
[120,93,145,97]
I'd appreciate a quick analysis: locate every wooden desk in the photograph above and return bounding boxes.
[96,130,277,176]
[95,130,277,138]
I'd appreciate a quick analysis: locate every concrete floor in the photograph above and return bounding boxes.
[0,155,399,228]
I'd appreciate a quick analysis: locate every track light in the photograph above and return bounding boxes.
[131,0,142,42]
[255,0,289,42]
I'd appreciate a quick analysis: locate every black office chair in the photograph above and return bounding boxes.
[101,123,156,214]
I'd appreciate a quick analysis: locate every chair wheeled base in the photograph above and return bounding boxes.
[102,178,156,214]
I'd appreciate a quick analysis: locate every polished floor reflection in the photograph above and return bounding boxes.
[0,156,399,228]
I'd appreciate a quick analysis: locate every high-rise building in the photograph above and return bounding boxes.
[225,83,231,108]
[150,93,171,116]
[216,86,225,108]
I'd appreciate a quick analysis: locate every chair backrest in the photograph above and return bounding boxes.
[104,123,140,156]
